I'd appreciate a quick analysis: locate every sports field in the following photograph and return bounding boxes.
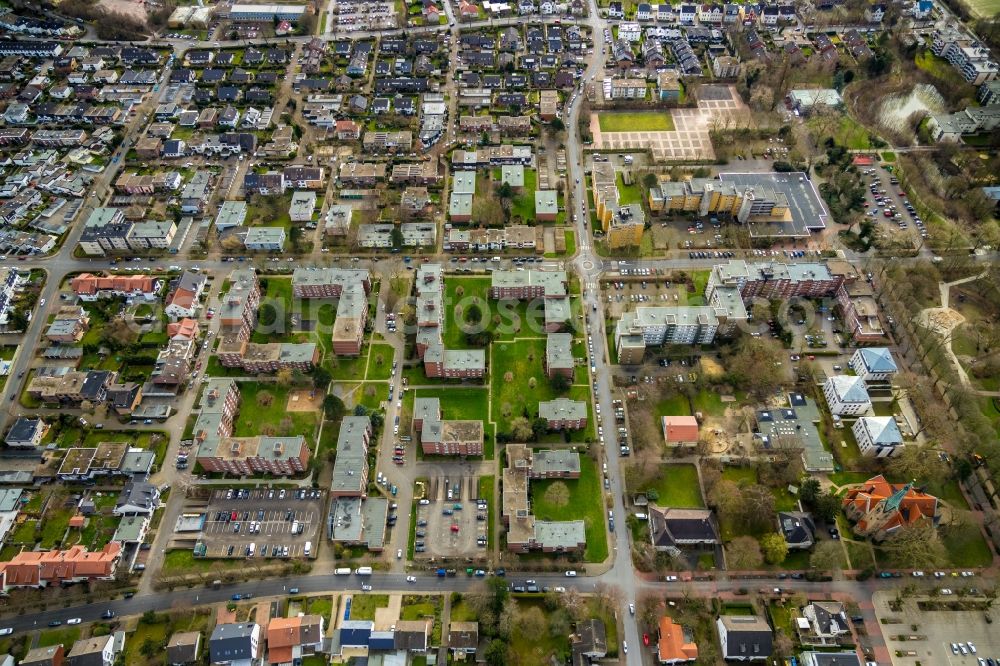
[598,112,675,132]
[963,0,1000,17]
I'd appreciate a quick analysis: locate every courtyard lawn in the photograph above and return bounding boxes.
[529,455,608,562]
[491,338,585,435]
[232,382,318,441]
[690,270,711,296]
[941,521,993,568]
[616,173,643,206]
[366,343,396,380]
[251,277,294,342]
[442,276,549,349]
[598,112,674,133]
[637,464,705,508]
[329,348,370,381]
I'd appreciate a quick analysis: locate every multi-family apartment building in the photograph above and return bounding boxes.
[330,416,372,497]
[591,161,645,248]
[503,444,586,552]
[413,397,484,456]
[415,264,487,378]
[931,29,999,85]
[538,398,587,430]
[490,270,571,332]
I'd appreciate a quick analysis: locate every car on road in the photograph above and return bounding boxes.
[361,584,372,591]
[565,570,577,577]
[48,620,62,627]
[406,576,417,583]
[289,588,299,594]
[629,603,635,615]
[0,628,11,636]
[67,618,81,625]
[101,610,115,620]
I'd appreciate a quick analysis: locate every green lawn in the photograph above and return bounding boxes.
[915,50,957,80]
[529,455,608,562]
[810,115,872,150]
[941,520,993,567]
[349,593,389,620]
[880,151,896,162]
[598,112,674,132]
[366,343,396,380]
[638,464,704,508]
[828,471,873,487]
[845,540,875,570]
[691,389,730,418]
[329,347,370,381]
[616,173,643,206]
[656,394,692,417]
[38,627,80,648]
[491,338,589,435]
[510,168,539,222]
[233,382,318,441]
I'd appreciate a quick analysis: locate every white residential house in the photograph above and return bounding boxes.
[848,347,897,382]
[852,416,903,458]
[822,375,871,416]
[618,22,642,41]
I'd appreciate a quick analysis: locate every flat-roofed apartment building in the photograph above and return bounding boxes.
[292,267,372,356]
[706,259,848,301]
[413,396,484,456]
[330,415,372,497]
[545,332,575,378]
[194,377,310,476]
[502,443,586,552]
[490,269,570,332]
[538,398,587,430]
[416,263,487,378]
[592,161,644,248]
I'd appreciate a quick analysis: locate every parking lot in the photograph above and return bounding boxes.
[874,591,1000,666]
[860,165,925,246]
[413,476,488,559]
[333,0,397,29]
[198,488,324,559]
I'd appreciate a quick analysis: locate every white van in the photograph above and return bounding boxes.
[304,541,312,557]
[291,520,300,534]
[335,567,352,575]
[355,566,373,575]
[247,543,256,558]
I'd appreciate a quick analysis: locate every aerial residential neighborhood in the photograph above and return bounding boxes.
[0,0,997,662]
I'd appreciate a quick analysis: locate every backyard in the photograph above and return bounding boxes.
[635,464,705,508]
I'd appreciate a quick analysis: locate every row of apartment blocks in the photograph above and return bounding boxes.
[193,378,310,476]
[616,259,877,361]
[78,207,178,255]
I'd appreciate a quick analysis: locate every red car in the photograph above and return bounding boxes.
[450,524,460,532]
[643,633,650,646]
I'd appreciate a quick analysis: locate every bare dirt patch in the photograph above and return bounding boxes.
[286,389,322,412]
[98,0,148,22]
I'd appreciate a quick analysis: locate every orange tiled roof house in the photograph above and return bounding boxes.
[0,543,122,591]
[841,475,939,542]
